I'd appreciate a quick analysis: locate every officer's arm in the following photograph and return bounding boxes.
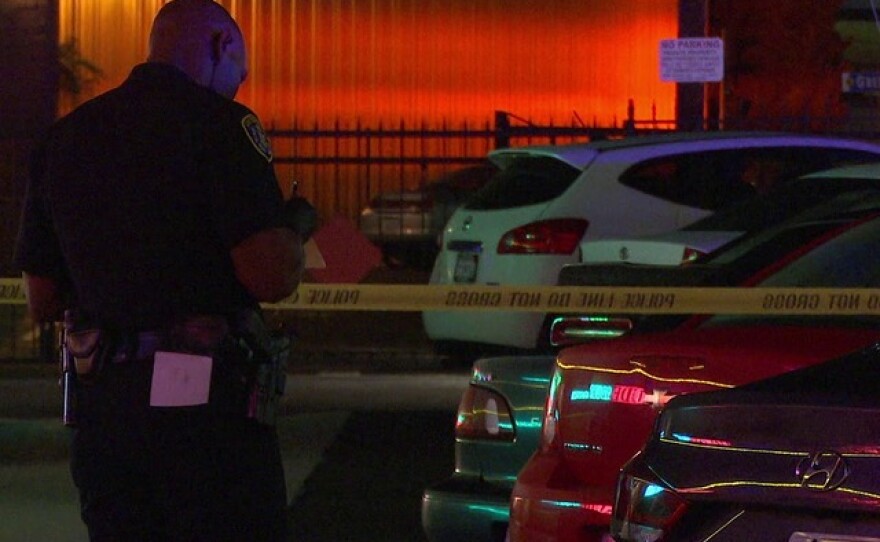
[22,272,68,323]
[231,227,304,303]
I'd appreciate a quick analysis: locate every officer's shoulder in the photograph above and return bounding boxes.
[200,94,259,126]
[46,90,115,138]
[204,98,273,162]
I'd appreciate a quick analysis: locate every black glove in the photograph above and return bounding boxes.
[279,196,318,242]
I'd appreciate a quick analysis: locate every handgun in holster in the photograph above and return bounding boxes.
[59,314,77,427]
[232,310,293,426]
[59,310,109,427]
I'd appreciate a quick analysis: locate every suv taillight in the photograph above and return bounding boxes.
[455,385,515,442]
[497,219,589,255]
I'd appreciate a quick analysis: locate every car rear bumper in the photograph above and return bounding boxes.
[421,475,512,542]
[508,453,615,542]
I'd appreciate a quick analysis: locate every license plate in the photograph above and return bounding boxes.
[790,533,880,542]
[379,217,402,232]
[453,252,478,283]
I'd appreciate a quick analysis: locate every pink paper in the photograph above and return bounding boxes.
[149,351,213,407]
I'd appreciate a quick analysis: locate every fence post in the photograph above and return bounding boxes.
[494,110,510,149]
[624,99,636,135]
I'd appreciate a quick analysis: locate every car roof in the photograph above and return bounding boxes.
[799,160,880,179]
[487,131,880,170]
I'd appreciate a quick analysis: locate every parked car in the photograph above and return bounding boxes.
[359,162,499,268]
[612,343,880,542]
[421,355,555,542]
[546,174,880,349]
[575,166,880,266]
[509,209,880,542]
[422,132,880,352]
[422,186,880,542]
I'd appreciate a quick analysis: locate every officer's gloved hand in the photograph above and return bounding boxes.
[280,196,318,242]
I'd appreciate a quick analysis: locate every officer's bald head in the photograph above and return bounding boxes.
[148,0,248,99]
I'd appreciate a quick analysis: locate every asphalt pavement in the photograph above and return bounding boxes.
[0,372,467,542]
[0,411,351,542]
[288,410,455,542]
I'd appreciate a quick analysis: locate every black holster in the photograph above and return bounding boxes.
[230,310,292,426]
[61,310,112,426]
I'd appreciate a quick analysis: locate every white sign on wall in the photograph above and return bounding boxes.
[660,38,724,83]
[842,72,880,94]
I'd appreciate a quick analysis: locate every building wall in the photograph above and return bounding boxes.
[58,0,680,126]
[0,0,58,138]
[0,0,57,276]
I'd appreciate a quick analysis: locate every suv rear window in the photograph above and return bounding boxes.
[464,156,581,210]
[619,147,880,211]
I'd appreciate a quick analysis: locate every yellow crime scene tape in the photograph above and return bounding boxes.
[3,277,880,315]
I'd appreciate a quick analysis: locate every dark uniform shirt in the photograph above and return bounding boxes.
[15,62,283,330]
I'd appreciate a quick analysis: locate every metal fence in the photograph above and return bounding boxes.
[266,108,676,222]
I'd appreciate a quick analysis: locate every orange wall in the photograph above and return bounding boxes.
[58,1,679,220]
[59,0,678,126]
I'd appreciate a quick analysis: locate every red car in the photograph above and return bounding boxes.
[610,342,880,541]
[508,208,880,541]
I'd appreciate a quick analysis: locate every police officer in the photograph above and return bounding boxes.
[14,1,314,540]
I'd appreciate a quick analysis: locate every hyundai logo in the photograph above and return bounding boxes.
[795,451,849,491]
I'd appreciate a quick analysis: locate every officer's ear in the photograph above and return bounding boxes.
[210,29,232,65]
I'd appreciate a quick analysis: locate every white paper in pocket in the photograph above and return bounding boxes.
[150,351,213,407]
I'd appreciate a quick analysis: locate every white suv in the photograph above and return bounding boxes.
[422,131,880,351]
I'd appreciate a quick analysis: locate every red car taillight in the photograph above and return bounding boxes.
[539,364,565,452]
[611,468,688,542]
[455,385,515,442]
[497,219,589,255]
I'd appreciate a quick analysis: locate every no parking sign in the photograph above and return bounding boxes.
[660,38,724,83]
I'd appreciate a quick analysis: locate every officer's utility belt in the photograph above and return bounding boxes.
[66,329,164,373]
[61,311,291,427]
[68,315,229,366]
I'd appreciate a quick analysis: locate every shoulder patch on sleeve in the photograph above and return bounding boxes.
[241,114,273,162]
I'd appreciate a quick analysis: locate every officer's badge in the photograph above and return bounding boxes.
[241,114,273,162]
